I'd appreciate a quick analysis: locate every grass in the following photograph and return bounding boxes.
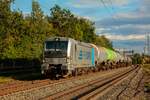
[143,64,150,68]
[143,64,150,74]
[13,72,42,80]
[143,64,150,92]
[0,76,13,83]
[0,70,42,84]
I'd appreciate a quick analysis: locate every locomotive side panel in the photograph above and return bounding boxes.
[90,44,99,65]
[74,42,94,68]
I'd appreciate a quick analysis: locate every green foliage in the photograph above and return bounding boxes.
[142,55,150,64]
[95,35,113,49]
[132,53,142,64]
[31,0,43,22]
[0,2,113,60]
[49,5,96,42]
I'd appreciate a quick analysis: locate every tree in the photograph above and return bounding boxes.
[31,0,43,22]
[0,0,17,59]
[49,5,74,37]
[0,2,114,61]
[132,53,142,64]
[95,35,113,49]
[79,18,96,43]
[49,5,97,42]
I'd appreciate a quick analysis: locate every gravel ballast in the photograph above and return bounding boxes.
[0,67,130,100]
[93,68,145,100]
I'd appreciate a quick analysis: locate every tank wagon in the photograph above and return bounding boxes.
[41,37,131,78]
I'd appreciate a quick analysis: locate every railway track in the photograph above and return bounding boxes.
[0,78,70,96]
[0,67,132,97]
[79,67,140,100]
[43,66,139,100]
[0,70,111,96]
[133,72,143,97]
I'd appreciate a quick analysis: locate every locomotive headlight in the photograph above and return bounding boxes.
[41,70,44,74]
[66,57,70,59]
[66,57,69,62]
[42,59,45,63]
[41,63,48,70]
[55,38,59,41]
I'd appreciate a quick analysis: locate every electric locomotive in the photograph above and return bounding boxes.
[41,37,95,78]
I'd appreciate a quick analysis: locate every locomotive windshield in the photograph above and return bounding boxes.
[44,41,68,58]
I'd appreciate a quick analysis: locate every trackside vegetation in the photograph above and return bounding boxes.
[0,0,113,64]
[143,64,150,92]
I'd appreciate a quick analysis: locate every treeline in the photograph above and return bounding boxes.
[0,0,113,61]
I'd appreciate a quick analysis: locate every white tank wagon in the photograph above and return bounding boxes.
[41,37,132,79]
[91,45,131,70]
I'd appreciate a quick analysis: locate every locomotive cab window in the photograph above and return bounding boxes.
[45,41,68,51]
[44,41,68,58]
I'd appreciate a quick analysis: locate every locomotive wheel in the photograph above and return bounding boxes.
[86,69,88,74]
[55,74,60,80]
[72,69,78,76]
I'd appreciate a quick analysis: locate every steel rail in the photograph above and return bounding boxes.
[0,67,129,96]
[43,66,138,100]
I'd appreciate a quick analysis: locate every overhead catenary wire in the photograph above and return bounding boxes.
[107,0,121,20]
[108,0,114,10]
[98,0,126,51]
[99,0,119,23]
[99,0,122,35]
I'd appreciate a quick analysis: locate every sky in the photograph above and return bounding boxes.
[11,0,150,54]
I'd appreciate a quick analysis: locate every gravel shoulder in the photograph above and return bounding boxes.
[143,64,150,100]
[132,64,150,100]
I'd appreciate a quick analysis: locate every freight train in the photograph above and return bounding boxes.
[41,37,132,78]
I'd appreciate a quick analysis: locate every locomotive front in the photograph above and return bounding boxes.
[41,37,70,78]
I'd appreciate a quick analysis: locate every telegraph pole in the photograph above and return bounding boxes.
[145,33,150,56]
[148,33,150,55]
